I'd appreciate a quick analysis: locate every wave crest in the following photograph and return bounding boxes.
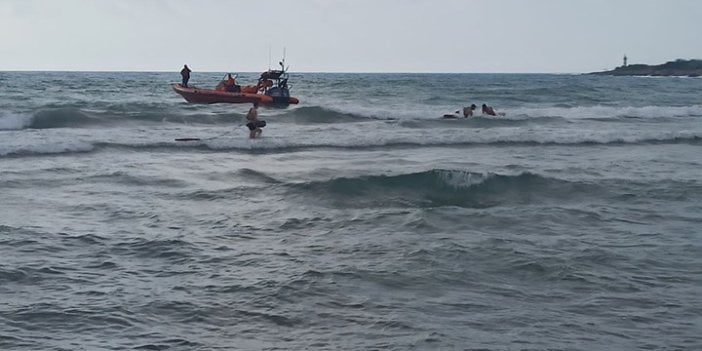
[276,106,375,124]
[514,104,702,120]
[292,170,597,208]
[30,108,96,128]
[0,112,33,130]
[2,133,699,158]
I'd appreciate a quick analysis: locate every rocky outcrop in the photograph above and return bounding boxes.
[589,59,702,77]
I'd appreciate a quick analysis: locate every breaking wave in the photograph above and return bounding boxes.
[30,108,98,128]
[289,170,602,208]
[274,106,384,124]
[0,112,33,130]
[1,133,700,158]
[512,104,702,120]
[3,103,700,132]
[0,108,245,130]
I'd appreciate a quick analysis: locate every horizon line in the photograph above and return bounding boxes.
[1,69,591,75]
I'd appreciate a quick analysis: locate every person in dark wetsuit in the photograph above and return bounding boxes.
[180,64,191,87]
[463,104,477,117]
[482,103,498,116]
[442,104,477,119]
[246,102,265,139]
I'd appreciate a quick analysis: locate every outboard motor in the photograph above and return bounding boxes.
[265,86,291,104]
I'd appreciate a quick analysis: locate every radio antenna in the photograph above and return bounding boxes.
[281,47,287,71]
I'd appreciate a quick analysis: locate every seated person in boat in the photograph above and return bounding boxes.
[241,85,259,94]
[224,74,240,92]
[258,79,273,92]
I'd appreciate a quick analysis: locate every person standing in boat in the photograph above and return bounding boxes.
[180,64,191,87]
[246,102,265,139]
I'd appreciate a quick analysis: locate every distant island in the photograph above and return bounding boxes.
[589,59,702,77]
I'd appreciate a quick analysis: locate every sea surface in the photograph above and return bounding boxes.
[1,71,701,350]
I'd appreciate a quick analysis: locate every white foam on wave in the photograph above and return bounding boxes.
[304,94,443,120]
[289,99,702,122]
[511,104,702,120]
[0,112,33,130]
[436,170,489,188]
[199,121,702,150]
[0,139,94,157]
[4,119,697,158]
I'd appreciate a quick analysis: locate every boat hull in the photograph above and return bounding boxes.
[173,84,298,105]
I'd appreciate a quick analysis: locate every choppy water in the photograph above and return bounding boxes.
[1,71,701,350]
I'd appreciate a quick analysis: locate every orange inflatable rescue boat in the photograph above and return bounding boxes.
[173,61,300,105]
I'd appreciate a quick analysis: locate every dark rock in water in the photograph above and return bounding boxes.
[589,59,702,77]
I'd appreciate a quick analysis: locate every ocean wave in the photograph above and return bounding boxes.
[289,170,601,208]
[268,104,702,125]
[85,171,188,188]
[513,104,702,120]
[93,109,242,125]
[274,105,380,124]
[235,168,283,184]
[112,238,196,261]
[399,115,568,128]
[4,303,139,334]
[7,103,699,132]
[31,108,99,128]
[0,140,95,157]
[2,133,700,158]
[0,108,105,130]
[197,133,702,151]
[2,107,245,131]
[0,112,34,130]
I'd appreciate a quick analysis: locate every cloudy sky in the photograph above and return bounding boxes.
[1,0,700,73]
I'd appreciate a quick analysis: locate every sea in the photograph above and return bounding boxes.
[1,71,701,350]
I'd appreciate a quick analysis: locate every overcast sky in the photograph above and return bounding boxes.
[1,0,700,73]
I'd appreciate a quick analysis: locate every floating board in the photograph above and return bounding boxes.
[175,138,201,142]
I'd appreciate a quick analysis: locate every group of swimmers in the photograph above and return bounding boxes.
[246,101,505,139]
[443,103,502,118]
[248,101,503,139]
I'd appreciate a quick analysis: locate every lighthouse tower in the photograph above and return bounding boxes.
[623,55,628,67]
